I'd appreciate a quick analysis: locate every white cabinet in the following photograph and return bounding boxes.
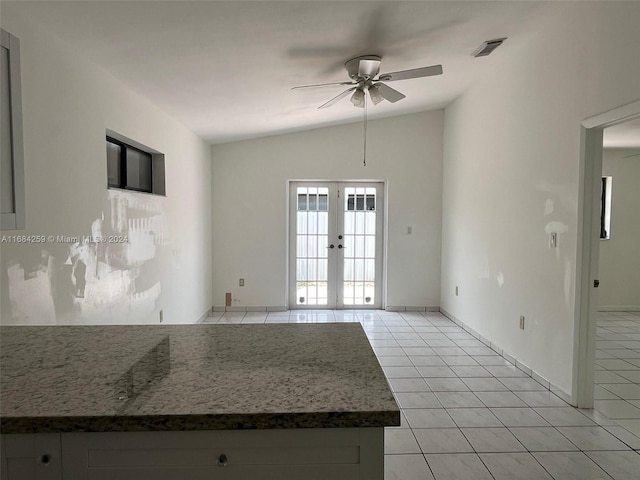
[2,428,383,480]
[0,433,62,480]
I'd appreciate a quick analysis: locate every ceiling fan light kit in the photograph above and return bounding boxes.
[368,84,384,105]
[350,88,366,108]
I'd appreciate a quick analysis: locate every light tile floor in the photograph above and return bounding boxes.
[594,311,640,440]
[205,309,640,479]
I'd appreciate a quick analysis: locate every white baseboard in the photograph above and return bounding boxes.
[385,305,439,312]
[212,305,440,313]
[598,306,640,312]
[439,307,573,406]
[195,307,213,324]
[212,305,287,313]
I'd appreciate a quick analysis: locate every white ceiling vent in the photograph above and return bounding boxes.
[472,38,507,57]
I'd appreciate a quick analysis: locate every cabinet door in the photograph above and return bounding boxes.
[1,434,62,480]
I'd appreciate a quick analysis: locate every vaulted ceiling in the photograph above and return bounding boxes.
[3,1,610,145]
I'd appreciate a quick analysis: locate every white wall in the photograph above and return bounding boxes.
[0,10,212,325]
[211,111,443,310]
[598,148,640,310]
[441,2,640,398]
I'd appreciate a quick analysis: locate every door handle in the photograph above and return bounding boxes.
[327,244,335,249]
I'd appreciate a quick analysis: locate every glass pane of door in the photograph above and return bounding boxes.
[294,186,329,306]
[342,186,378,306]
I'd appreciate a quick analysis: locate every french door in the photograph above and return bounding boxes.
[289,182,384,309]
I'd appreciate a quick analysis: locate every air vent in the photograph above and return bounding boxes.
[472,38,507,57]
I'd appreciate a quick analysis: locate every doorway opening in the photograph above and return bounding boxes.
[288,181,385,310]
[575,100,640,410]
[590,121,640,429]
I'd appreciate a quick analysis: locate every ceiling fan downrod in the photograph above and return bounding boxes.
[363,91,368,167]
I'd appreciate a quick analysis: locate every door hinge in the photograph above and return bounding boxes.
[594,279,600,288]
[338,189,340,198]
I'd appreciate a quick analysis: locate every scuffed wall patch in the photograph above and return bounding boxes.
[1,190,171,325]
[544,199,555,216]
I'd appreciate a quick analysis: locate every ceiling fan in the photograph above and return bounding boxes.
[292,55,443,109]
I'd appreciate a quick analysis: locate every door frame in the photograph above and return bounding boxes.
[574,99,640,407]
[286,180,387,310]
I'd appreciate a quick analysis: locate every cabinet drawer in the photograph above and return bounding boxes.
[62,428,382,480]
[77,464,359,480]
[88,445,358,466]
[1,433,62,480]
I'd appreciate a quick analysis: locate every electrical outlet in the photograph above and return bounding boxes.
[239,278,245,287]
[519,315,525,330]
[455,286,459,296]
[159,310,163,323]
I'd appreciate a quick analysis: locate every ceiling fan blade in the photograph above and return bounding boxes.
[318,87,357,109]
[378,64,443,82]
[291,81,356,90]
[374,83,406,103]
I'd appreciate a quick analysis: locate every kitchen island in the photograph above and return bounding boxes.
[0,323,399,479]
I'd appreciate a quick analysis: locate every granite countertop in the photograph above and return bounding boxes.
[0,323,399,433]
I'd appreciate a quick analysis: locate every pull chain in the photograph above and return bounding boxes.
[363,91,367,167]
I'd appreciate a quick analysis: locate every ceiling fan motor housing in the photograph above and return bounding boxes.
[345,55,382,81]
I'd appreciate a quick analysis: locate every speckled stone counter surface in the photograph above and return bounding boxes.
[0,323,399,434]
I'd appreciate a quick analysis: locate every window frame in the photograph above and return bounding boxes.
[1,28,25,231]
[106,132,165,196]
[106,136,152,193]
[600,176,612,240]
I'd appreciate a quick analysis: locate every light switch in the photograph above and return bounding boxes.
[550,232,557,248]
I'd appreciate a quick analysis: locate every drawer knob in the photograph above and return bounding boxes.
[38,454,52,465]
[217,453,228,467]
